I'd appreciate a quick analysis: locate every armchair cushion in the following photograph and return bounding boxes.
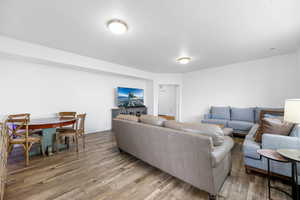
[231,107,255,122]
[211,106,230,120]
[262,134,300,150]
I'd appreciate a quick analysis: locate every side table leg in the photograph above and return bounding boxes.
[268,159,271,200]
[295,162,299,200]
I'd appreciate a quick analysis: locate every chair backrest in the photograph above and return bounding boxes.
[76,114,86,135]
[58,112,76,120]
[5,113,30,139]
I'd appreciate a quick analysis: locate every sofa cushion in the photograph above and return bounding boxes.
[164,120,184,130]
[231,107,255,122]
[255,117,294,143]
[181,123,225,146]
[254,107,283,123]
[211,106,230,120]
[201,119,228,127]
[211,136,234,167]
[228,120,254,131]
[140,115,166,127]
[116,114,139,122]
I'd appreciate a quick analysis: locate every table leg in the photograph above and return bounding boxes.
[295,162,299,200]
[267,158,271,200]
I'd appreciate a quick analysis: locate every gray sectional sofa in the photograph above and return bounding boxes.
[202,106,282,135]
[112,117,234,200]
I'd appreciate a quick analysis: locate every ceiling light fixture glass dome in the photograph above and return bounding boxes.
[107,19,128,34]
[176,57,192,64]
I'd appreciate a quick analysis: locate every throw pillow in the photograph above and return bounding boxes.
[140,115,166,127]
[255,117,294,143]
[116,114,139,122]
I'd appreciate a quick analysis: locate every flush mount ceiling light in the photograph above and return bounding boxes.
[107,19,128,34]
[176,57,192,64]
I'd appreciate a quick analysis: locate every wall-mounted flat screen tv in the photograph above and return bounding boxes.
[117,87,145,108]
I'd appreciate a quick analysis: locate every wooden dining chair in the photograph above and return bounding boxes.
[56,113,86,152]
[57,112,77,132]
[5,114,44,166]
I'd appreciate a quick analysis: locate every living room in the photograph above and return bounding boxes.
[0,0,300,200]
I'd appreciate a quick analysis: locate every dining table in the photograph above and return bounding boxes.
[27,117,76,156]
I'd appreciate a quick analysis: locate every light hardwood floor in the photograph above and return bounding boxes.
[5,131,291,200]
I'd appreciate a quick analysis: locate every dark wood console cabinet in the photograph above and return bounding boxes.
[111,107,147,119]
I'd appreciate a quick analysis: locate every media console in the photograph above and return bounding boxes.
[111,107,147,119]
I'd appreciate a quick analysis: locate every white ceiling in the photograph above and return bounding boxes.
[0,0,299,73]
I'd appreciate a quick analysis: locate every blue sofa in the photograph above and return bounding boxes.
[202,106,282,135]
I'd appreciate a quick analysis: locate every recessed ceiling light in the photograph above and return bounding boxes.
[107,19,128,35]
[176,57,192,64]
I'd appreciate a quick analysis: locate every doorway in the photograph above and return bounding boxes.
[158,84,178,120]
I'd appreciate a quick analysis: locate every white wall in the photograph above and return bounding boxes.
[181,53,300,122]
[0,58,152,133]
[158,85,177,116]
[0,36,183,133]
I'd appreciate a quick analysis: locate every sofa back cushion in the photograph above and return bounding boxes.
[164,120,224,146]
[116,114,139,122]
[164,120,184,130]
[254,107,283,123]
[140,115,166,127]
[211,106,230,120]
[181,123,225,146]
[231,107,255,122]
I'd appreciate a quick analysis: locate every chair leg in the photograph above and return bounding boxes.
[66,137,70,149]
[7,144,14,155]
[83,134,86,149]
[25,148,29,166]
[75,135,79,152]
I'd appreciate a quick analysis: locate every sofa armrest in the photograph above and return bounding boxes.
[211,137,234,167]
[262,134,300,150]
[245,124,259,139]
[204,113,211,119]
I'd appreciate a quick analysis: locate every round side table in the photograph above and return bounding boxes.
[257,149,292,200]
[277,149,300,200]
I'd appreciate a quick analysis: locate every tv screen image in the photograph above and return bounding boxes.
[117,87,144,107]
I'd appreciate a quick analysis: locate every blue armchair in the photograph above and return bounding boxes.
[243,123,300,179]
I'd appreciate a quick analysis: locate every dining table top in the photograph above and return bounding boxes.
[27,117,76,129]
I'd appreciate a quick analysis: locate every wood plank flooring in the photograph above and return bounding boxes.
[5,131,291,200]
